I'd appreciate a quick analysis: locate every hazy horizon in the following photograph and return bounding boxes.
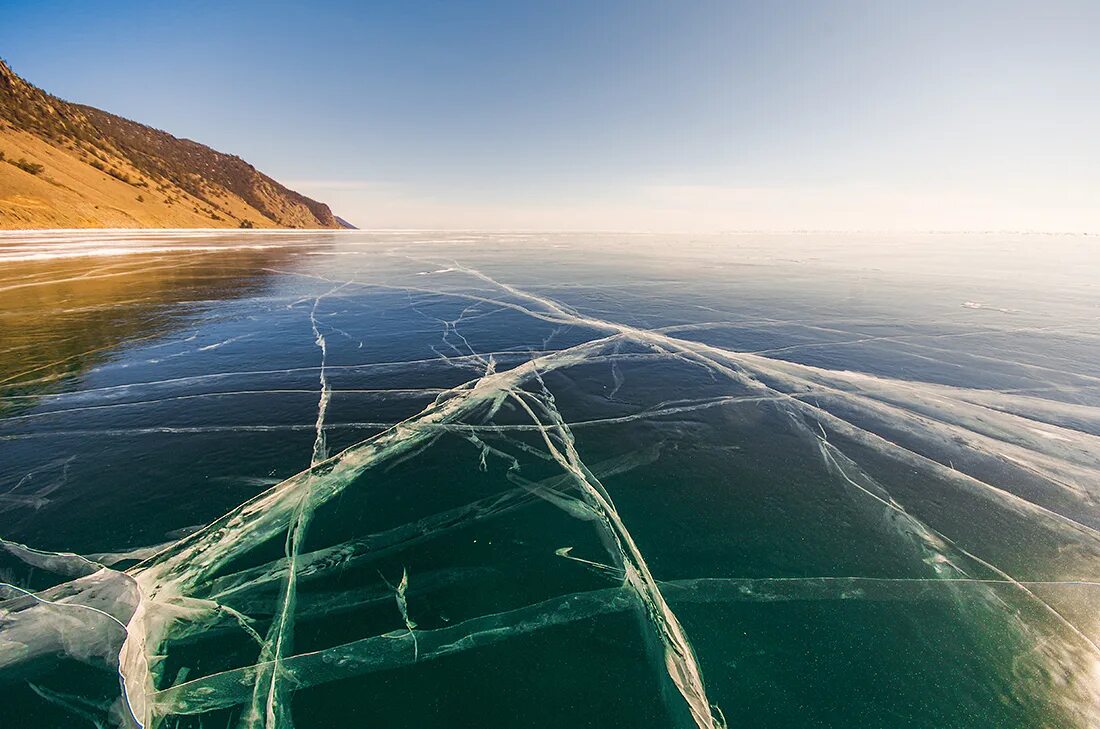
[3,0,1098,232]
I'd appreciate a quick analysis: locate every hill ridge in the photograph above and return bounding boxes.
[0,59,344,230]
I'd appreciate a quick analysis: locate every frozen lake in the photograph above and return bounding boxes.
[1,230,1098,728]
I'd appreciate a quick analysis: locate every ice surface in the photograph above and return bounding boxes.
[0,231,1098,728]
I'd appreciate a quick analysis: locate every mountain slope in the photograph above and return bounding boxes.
[0,59,343,230]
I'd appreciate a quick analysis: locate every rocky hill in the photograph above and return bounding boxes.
[0,59,344,229]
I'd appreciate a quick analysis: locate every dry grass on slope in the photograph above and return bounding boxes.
[0,128,282,229]
[0,58,341,230]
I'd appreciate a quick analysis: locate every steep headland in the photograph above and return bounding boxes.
[0,59,345,230]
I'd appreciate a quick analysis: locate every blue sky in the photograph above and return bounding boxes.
[2,0,1098,230]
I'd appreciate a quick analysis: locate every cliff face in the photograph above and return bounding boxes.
[0,60,343,229]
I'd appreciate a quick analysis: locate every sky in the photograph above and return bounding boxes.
[2,0,1098,231]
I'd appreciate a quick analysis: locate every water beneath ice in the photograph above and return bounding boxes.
[0,230,1098,729]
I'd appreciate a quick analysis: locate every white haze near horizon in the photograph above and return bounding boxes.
[286,180,1100,233]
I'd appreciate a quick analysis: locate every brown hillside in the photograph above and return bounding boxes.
[0,59,344,230]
